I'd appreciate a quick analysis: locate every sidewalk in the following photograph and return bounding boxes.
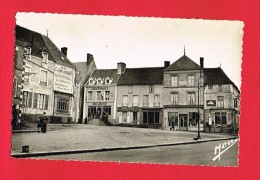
[11,124,237,158]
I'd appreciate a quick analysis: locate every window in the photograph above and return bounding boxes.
[13,77,17,97]
[123,95,128,106]
[234,98,238,108]
[128,86,133,93]
[89,79,94,85]
[168,112,178,127]
[105,91,110,101]
[143,95,149,106]
[56,98,69,113]
[97,91,103,101]
[42,52,48,63]
[22,91,33,107]
[33,93,49,110]
[122,112,127,122]
[103,106,111,115]
[88,91,93,101]
[24,66,31,83]
[188,75,195,86]
[24,47,31,60]
[217,96,224,108]
[187,92,196,105]
[143,112,159,124]
[40,70,47,85]
[170,92,178,105]
[171,76,178,87]
[97,78,102,84]
[208,85,213,89]
[133,95,139,106]
[215,112,227,125]
[105,78,110,84]
[154,94,160,106]
[149,85,154,93]
[218,85,222,92]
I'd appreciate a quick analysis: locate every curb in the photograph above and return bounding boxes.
[11,136,238,158]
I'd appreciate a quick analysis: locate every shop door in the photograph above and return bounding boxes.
[133,112,137,125]
[179,114,188,131]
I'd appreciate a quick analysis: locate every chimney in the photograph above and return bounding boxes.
[200,57,204,68]
[117,62,126,74]
[61,47,68,57]
[164,61,170,68]
[86,53,94,66]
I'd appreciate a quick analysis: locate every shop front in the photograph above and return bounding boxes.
[140,108,163,128]
[117,107,139,124]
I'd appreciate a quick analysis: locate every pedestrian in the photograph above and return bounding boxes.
[40,112,49,133]
[208,114,212,132]
[172,121,175,131]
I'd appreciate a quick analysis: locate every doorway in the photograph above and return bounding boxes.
[179,114,188,130]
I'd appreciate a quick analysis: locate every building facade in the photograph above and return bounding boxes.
[15,25,76,123]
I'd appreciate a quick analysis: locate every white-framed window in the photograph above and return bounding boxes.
[217,96,224,108]
[154,94,160,106]
[88,91,93,101]
[105,77,111,84]
[187,92,196,105]
[97,91,103,101]
[123,95,128,106]
[40,70,47,86]
[170,92,178,105]
[128,86,133,93]
[188,75,195,86]
[149,85,154,93]
[22,91,33,107]
[218,85,222,92]
[143,95,149,106]
[97,78,103,85]
[24,65,31,83]
[42,52,48,63]
[24,47,31,60]
[56,97,69,113]
[171,76,178,87]
[133,95,139,106]
[33,93,49,110]
[13,77,17,97]
[105,91,110,101]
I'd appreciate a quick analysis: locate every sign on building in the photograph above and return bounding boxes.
[54,64,73,94]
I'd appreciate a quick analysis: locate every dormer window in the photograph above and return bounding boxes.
[42,52,48,63]
[89,78,95,85]
[105,77,111,84]
[97,78,103,85]
[24,47,31,60]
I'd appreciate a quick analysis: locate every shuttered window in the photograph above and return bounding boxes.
[33,93,48,110]
[22,91,32,107]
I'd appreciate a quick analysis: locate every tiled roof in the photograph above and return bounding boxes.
[73,61,96,82]
[164,55,200,71]
[204,67,240,92]
[117,67,164,85]
[15,25,75,68]
[88,69,121,85]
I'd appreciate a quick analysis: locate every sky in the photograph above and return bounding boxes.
[16,13,244,88]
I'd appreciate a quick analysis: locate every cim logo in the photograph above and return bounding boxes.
[212,139,239,161]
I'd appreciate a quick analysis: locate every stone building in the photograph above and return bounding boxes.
[15,25,76,123]
[73,54,96,123]
[116,64,165,127]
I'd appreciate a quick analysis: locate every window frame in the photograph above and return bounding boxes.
[42,51,48,63]
[39,69,48,86]
[171,76,178,87]
[188,75,195,86]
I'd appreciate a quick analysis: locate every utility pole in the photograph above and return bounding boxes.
[197,57,204,139]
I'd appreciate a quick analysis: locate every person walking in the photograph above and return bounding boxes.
[40,112,49,133]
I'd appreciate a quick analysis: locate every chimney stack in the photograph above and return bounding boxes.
[200,57,204,68]
[117,62,126,74]
[86,53,94,66]
[164,61,170,68]
[61,47,68,57]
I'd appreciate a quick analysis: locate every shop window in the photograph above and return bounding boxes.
[103,106,111,115]
[56,98,69,113]
[40,70,47,86]
[170,92,178,105]
[215,112,227,125]
[33,93,49,110]
[22,91,33,107]
[187,92,196,105]
[149,85,154,93]
[188,75,195,86]
[122,112,127,122]
[168,112,178,127]
[171,76,178,87]
[217,96,224,108]
[143,112,148,124]
[105,91,110,101]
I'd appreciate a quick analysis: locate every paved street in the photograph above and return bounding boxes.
[37,140,238,166]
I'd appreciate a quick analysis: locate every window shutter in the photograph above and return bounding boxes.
[33,93,38,109]
[28,92,33,108]
[45,95,49,110]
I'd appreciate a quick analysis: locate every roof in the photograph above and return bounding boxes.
[73,61,96,82]
[204,68,240,93]
[15,25,75,68]
[117,67,164,85]
[164,55,200,71]
[89,69,121,84]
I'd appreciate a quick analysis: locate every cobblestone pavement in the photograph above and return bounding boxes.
[11,124,234,154]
